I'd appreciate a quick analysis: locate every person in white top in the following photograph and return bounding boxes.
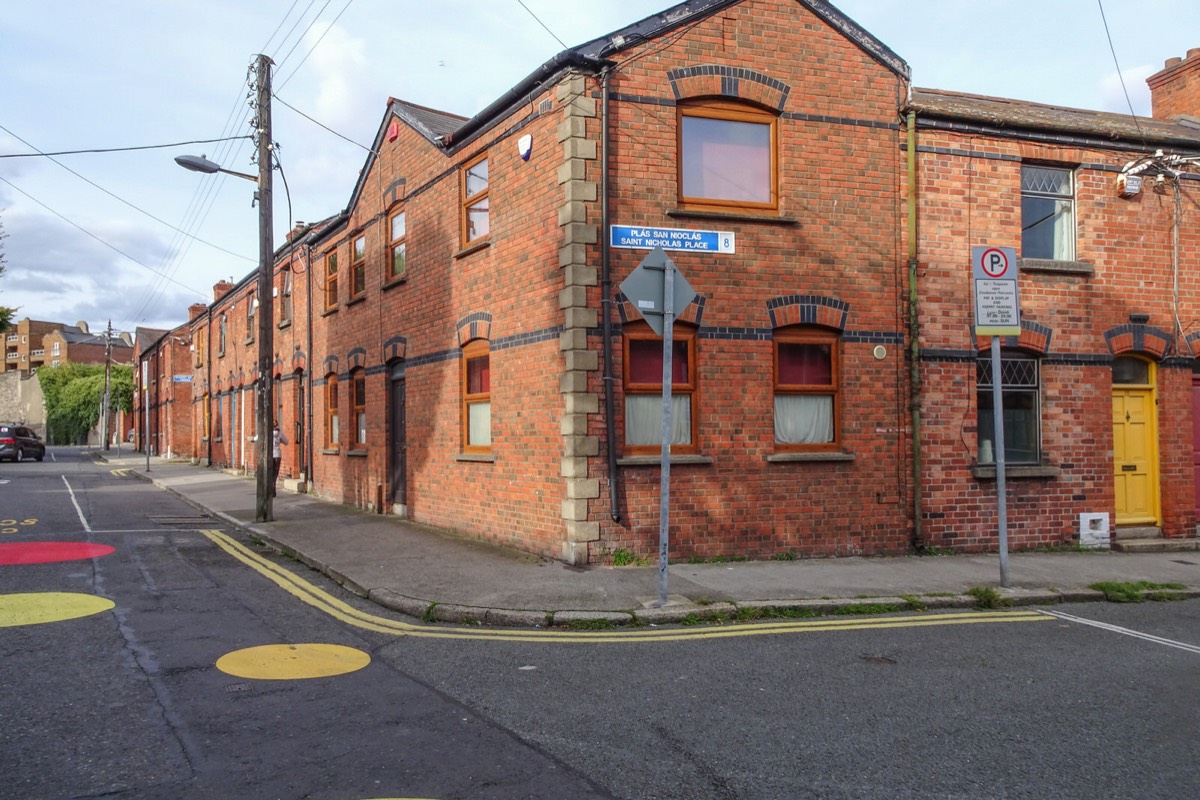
[271,421,288,496]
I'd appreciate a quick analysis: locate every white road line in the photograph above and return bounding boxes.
[1041,609,1200,655]
[61,475,92,533]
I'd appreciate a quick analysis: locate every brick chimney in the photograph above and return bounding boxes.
[188,303,209,321]
[213,281,234,301]
[1147,47,1200,120]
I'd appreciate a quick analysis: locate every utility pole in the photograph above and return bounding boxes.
[253,53,276,523]
[102,319,112,451]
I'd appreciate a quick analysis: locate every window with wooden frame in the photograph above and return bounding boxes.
[202,393,210,439]
[214,392,224,441]
[218,314,227,356]
[773,328,839,451]
[679,100,778,213]
[324,252,339,310]
[280,268,293,324]
[461,339,491,453]
[194,329,205,367]
[461,156,489,246]
[622,322,698,455]
[351,369,367,446]
[388,210,407,281]
[245,291,255,344]
[325,374,340,447]
[350,234,366,298]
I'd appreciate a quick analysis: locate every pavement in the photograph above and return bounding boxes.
[91,450,1200,627]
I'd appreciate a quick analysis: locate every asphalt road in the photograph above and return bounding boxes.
[3,448,1199,799]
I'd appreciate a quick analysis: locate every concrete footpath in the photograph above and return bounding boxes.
[94,451,1200,626]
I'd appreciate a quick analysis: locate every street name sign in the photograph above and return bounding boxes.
[611,224,735,254]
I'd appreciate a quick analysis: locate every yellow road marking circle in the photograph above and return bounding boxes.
[0,592,115,627]
[216,643,371,680]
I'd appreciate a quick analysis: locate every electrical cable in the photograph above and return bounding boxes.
[0,135,252,159]
[517,0,569,49]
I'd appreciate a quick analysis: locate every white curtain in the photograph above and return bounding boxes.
[626,394,691,446]
[775,395,833,444]
[468,401,491,446]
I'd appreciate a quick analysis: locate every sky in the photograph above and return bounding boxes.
[2,0,1198,334]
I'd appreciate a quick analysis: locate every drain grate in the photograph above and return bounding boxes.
[147,515,213,525]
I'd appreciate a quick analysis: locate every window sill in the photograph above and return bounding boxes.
[767,451,855,463]
[346,449,368,458]
[972,464,1061,480]
[667,208,798,226]
[278,320,292,330]
[382,276,408,291]
[1018,258,1094,276]
[456,452,496,463]
[618,454,713,467]
[454,240,491,259]
[321,447,340,456]
[244,337,254,345]
[345,296,366,308]
[321,307,339,318]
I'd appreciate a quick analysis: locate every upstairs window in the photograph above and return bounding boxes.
[194,329,205,367]
[977,352,1040,465]
[1021,165,1074,261]
[623,323,698,455]
[218,314,227,356]
[461,156,489,246]
[774,329,839,451]
[324,252,339,310]
[388,210,407,281]
[351,234,366,299]
[280,268,293,324]
[246,291,255,344]
[679,101,777,213]
[352,369,367,446]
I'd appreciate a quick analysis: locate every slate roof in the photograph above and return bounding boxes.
[908,88,1200,153]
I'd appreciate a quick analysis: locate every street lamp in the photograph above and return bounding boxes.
[175,54,276,523]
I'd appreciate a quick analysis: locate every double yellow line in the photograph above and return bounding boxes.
[202,529,1051,643]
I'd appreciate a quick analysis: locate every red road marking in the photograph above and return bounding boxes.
[0,542,115,565]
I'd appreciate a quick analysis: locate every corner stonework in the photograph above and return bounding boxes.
[556,71,601,566]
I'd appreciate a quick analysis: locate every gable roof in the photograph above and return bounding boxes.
[344,0,909,211]
[908,88,1200,153]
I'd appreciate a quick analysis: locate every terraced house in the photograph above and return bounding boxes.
[137,0,1200,563]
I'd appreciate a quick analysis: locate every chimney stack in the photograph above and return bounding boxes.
[213,281,234,301]
[188,303,209,321]
[1147,47,1200,120]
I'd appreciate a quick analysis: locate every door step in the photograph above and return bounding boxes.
[1114,525,1160,541]
[1111,538,1200,553]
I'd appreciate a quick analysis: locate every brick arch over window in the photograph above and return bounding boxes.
[291,349,308,372]
[322,355,340,376]
[617,293,705,328]
[1104,323,1173,359]
[668,65,791,112]
[456,312,493,346]
[767,295,847,332]
[974,320,1053,355]
[347,347,367,370]
[383,335,407,363]
[1186,331,1200,359]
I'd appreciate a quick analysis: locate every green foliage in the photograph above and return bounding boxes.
[966,586,1013,609]
[1089,580,1186,603]
[38,363,132,445]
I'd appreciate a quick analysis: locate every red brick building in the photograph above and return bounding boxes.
[137,1,1200,563]
[909,50,1200,551]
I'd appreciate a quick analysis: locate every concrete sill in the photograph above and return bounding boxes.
[972,464,1061,480]
[320,307,339,318]
[617,454,713,467]
[382,276,408,291]
[320,448,340,456]
[454,240,491,259]
[767,452,855,463]
[667,208,798,226]
[346,449,368,458]
[345,296,366,308]
[456,453,496,463]
[1018,258,1094,276]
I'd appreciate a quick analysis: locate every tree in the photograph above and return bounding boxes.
[38,363,132,445]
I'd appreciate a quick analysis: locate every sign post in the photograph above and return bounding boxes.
[972,245,1021,588]
[620,247,697,606]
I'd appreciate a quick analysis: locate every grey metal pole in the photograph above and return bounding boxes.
[991,337,1010,587]
[657,257,675,607]
[254,53,275,523]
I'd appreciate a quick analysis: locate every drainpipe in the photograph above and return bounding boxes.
[206,306,213,467]
[304,241,315,493]
[600,67,621,523]
[907,110,924,550]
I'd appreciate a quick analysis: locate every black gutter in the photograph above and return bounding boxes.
[600,67,621,524]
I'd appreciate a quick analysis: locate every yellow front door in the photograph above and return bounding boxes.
[1112,386,1159,525]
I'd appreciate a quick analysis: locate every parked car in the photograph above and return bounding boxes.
[0,424,45,462]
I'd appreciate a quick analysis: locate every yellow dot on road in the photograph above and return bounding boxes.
[216,643,371,680]
[0,592,115,627]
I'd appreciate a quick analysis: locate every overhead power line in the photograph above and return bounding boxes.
[0,135,251,159]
